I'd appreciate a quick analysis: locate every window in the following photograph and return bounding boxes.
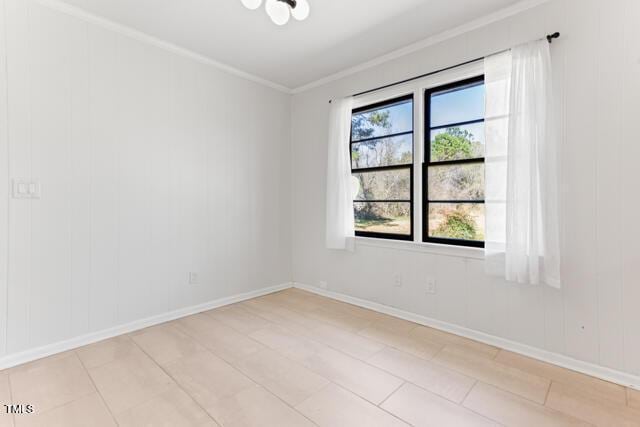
[350,95,414,240]
[349,75,486,246]
[424,76,485,247]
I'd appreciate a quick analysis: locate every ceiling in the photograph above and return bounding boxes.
[60,0,524,90]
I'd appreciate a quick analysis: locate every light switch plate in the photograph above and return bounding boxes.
[12,180,40,199]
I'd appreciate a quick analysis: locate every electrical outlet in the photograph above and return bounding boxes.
[189,272,199,285]
[393,274,403,288]
[318,281,328,290]
[426,278,436,294]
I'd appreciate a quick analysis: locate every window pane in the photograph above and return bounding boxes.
[428,203,485,241]
[428,163,484,201]
[352,99,412,141]
[352,134,412,169]
[354,168,411,201]
[430,82,484,128]
[355,202,411,235]
[430,122,484,162]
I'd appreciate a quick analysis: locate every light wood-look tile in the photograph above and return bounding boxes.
[367,347,475,403]
[433,346,550,404]
[369,314,419,335]
[87,347,174,414]
[303,307,373,333]
[163,350,255,417]
[359,326,443,360]
[233,348,329,406]
[409,326,499,359]
[296,383,409,427]
[205,305,273,335]
[330,300,387,322]
[2,290,636,427]
[381,382,498,427]
[301,347,404,405]
[495,350,627,404]
[131,323,206,366]
[629,388,640,410]
[9,353,95,414]
[265,292,321,313]
[260,297,370,332]
[240,301,318,337]
[75,335,138,369]
[13,393,115,427]
[546,381,640,427]
[0,372,13,427]
[309,323,385,360]
[463,382,589,427]
[115,386,217,427]
[248,324,327,362]
[211,384,315,427]
[174,314,266,363]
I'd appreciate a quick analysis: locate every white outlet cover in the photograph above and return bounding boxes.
[189,272,199,285]
[393,275,403,287]
[426,278,437,294]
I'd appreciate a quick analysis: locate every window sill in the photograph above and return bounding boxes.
[355,236,484,260]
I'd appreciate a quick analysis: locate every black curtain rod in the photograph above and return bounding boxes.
[329,32,560,103]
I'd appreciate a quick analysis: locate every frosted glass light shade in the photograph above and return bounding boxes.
[265,0,290,25]
[241,0,262,10]
[292,0,310,20]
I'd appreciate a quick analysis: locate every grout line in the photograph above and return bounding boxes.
[127,335,222,427]
[377,380,405,408]
[6,353,115,424]
[543,380,553,405]
[461,379,479,404]
[375,383,417,427]
[252,292,475,411]
[74,351,120,426]
[459,381,509,427]
[227,299,420,420]
[157,314,321,427]
[278,290,560,411]
[624,386,628,407]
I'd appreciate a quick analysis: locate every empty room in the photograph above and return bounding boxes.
[0,0,639,425]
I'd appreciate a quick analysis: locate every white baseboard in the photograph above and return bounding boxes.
[293,282,640,391]
[0,282,292,370]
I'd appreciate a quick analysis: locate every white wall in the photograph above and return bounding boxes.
[291,0,640,379]
[0,0,292,359]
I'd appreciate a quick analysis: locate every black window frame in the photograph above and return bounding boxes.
[350,94,414,242]
[423,76,486,248]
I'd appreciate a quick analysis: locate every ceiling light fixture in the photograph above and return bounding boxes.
[241,0,310,26]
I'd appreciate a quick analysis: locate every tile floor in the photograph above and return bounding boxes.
[0,288,639,426]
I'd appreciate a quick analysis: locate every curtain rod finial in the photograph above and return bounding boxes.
[547,32,560,43]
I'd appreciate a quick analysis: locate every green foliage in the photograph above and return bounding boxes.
[433,209,478,240]
[352,110,391,140]
[432,127,476,161]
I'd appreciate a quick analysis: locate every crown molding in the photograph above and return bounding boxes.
[291,0,553,94]
[34,0,552,97]
[34,0,293,94]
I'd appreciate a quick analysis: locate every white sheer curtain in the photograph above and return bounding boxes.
[326,97,356,251]
[484,40,561,288]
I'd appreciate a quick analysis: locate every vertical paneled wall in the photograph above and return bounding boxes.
[291,0,640,376]
[0,0,292,357]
